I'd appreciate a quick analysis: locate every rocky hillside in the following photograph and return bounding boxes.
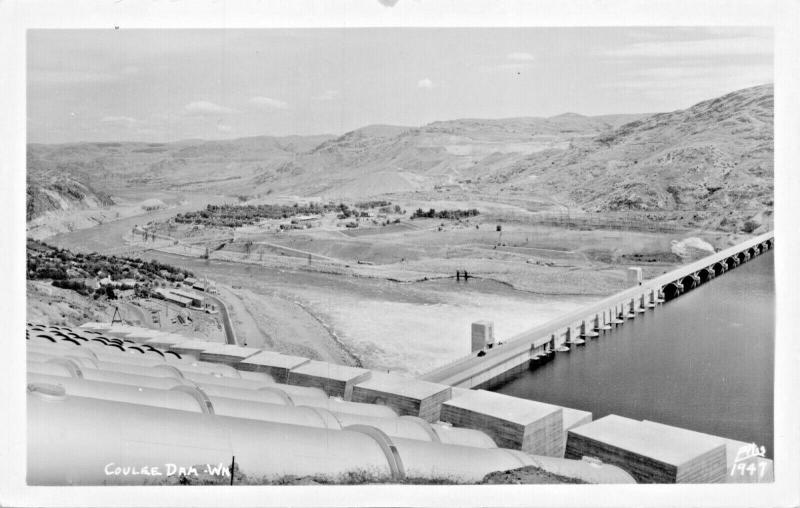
[494,84,773,229]
[27,85,772,231]
[26,175,114,221]
[27,114,643,200]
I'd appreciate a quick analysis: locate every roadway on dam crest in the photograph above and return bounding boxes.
[422,232,774,388]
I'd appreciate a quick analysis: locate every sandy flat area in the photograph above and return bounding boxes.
[287,285,594,376]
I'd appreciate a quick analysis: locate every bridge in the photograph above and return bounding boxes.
[421,232,774,388]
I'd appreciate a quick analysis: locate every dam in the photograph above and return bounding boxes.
[421,232,774,389]
[25,232,775,484]
[497,247,774,456]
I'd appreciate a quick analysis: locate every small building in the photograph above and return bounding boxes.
[154,288,193,308]
[169,288,204,308]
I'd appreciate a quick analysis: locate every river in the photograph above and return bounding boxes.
[494,250,774,457]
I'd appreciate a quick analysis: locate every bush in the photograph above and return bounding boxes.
[742,220,760,233]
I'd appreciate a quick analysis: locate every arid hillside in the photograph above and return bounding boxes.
[26,174,114,221]
[27,85,772,231]
[493,84,774,229]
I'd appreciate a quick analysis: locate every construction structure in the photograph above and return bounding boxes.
[26,322,636,485]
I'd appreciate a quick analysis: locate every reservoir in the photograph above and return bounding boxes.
[494,250,774,457]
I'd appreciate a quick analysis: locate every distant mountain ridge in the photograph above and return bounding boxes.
[27,85,772,231]
[493,84,773,228]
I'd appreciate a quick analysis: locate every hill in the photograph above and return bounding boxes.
[26,85,772,232]
[492,84,773,230]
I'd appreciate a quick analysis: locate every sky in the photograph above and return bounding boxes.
[27,27,773,144]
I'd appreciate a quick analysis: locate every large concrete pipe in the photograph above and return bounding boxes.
[28,388,634,485]
[182,371,274,389]
[183,382,294,406]
[27,389,392,485]
[92,360,186,380]
[163,360,243,378]
[294,397,401,418]
[332,412,435,443]
[27,341,98,360]
[28,361,187,390]
[77,349,168,366]
[533,455,636,484]
[84,343,241,378]
[28,360,79,378]
[195,381,327,404]
[195,382,399,419]
[430,423,497,449]
[27,351,98,370]
[27,374,205,414]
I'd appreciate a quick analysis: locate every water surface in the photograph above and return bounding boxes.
[495,251,774,457]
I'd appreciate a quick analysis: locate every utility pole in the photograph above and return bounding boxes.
[111,306,123,325]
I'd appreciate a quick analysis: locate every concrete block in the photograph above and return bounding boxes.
[198,344,263,366]
[560,406,592,457]
[351,371,452,422]
[287,360,372,400]
[167,339,221,359]
[639,420,773,483]
[237,350,311,383]
[565,415,727,483]
[627,267,643,286]
[471,321,494,352]
[441,389,563,456]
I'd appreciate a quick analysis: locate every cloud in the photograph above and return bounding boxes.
[313,90,339,101]
[377,0,400,6]
[417,78,434,89]
[184,100,237,115]
[250,96,289,109]
[601,36,772,59]
[100,115,138,124]
[506,52,535,61]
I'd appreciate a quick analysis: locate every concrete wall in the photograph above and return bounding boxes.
[440,392,564,457]
[287,363,372,400]
[423,232,774,388]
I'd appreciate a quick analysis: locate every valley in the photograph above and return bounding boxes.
[27,84,774,376]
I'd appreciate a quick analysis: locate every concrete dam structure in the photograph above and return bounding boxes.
[421,232,774,389]
[26,322,636,485]
[25,233,774,484]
